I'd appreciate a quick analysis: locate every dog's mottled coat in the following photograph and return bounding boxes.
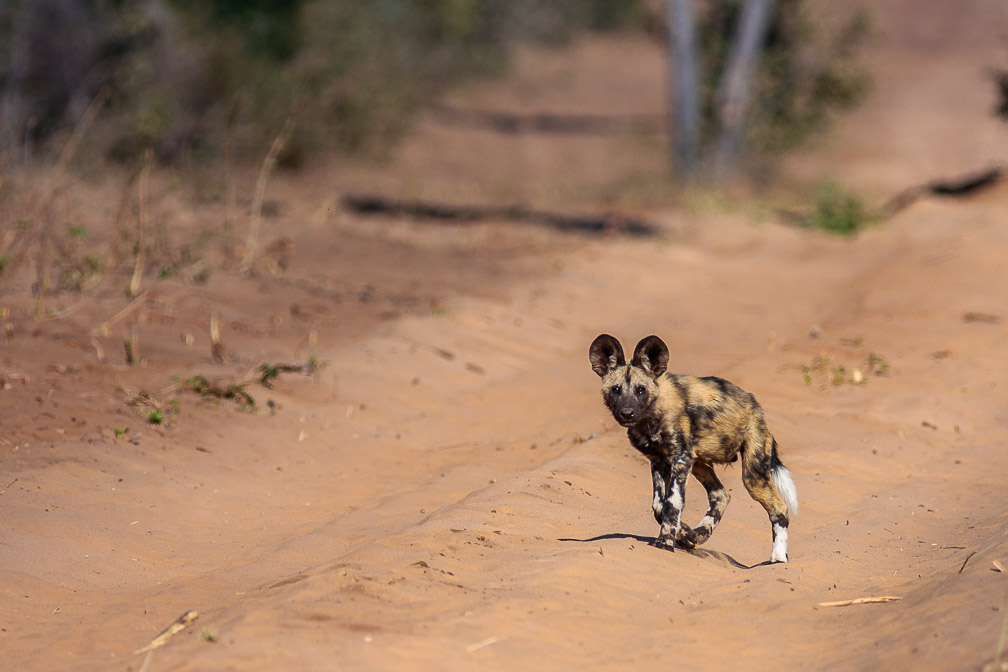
[589,334,798,563]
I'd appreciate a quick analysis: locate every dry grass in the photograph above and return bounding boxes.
[240,117,295,274]
[128,149,152,298]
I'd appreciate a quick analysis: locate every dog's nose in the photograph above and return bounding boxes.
[618,408,635,422]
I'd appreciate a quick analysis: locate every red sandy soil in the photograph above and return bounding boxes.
[3,1,1008,670]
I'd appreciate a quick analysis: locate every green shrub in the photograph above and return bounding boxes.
[806,181,873,235]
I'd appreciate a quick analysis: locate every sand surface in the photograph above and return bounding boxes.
[2,2,1008,670]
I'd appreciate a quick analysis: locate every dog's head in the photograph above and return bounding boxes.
[588,334,669,427]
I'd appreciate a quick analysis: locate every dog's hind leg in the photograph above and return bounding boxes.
[741,427,794,563]
[650,459,668,525]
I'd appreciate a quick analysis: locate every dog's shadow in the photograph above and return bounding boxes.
[557,533,772,570]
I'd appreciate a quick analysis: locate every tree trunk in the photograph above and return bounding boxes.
[712,0,775,178]
[665,0,701,177]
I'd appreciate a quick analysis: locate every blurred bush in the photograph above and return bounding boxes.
[0,0,648,166]
[695,0,871,156]
[753,0,871,151]
[805,180,874,235]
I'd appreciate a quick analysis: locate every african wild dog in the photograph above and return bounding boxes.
[589,334,798,563]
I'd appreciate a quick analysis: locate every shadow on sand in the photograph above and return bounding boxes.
[557,532,772,570]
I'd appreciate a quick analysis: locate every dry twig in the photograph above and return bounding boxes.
[466,636,505,652]
[133,610,198,655]
[817,596,902,607]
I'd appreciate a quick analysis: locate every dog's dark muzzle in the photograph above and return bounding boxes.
[615,406,637,425]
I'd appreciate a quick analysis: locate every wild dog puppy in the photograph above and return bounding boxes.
[589,334,798,563]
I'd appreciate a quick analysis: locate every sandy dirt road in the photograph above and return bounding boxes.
[2,1,1008,670]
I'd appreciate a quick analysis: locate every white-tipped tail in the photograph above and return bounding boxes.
[772,465,799,516]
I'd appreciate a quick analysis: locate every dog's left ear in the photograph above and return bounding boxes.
[632,335,669,378]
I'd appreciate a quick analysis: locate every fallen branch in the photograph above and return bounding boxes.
[880,165,1005,218]
[928,166,1004,195]
[781,165,1006,231]
[466,636,506,652]
[134,610,198,655]
[817,596,902,607]
[960,550,979,574]
[430,104,664,136]
[341,194,659,238]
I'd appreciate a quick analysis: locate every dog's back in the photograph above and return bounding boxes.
[657,373,761,465]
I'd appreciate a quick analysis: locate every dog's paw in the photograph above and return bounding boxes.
[674,523,697,549]
[651,535,676,552]
[691,523,712,545]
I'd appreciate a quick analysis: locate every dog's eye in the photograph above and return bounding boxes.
[635,385,647,397]
[610,384,621,395]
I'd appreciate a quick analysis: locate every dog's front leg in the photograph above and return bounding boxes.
[651,457,676,550]
[656,451,697,550]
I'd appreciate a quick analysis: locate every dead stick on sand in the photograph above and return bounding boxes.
[818,596,902,607]
[138,650,155,672]
[134,610,198,655]
[467,636,505,652]
[960,550,978,574]
[779,165,1007,227]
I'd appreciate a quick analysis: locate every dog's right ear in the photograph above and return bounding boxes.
[589,334,626,377]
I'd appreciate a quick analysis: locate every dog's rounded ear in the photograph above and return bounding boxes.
[632,335,669,378]
[589,334,626,377]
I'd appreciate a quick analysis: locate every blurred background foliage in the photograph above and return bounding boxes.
[0,0,867,170]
